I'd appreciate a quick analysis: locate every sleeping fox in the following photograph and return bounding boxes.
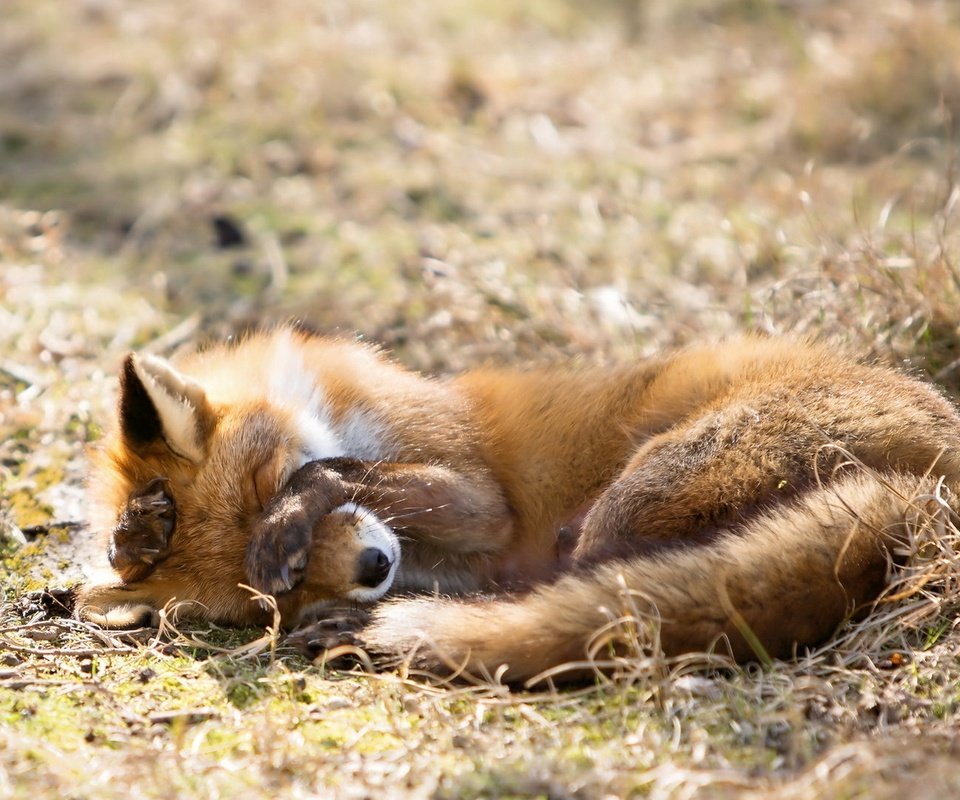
[76,327,960,684]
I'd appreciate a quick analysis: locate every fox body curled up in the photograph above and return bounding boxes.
[76,328,960,684]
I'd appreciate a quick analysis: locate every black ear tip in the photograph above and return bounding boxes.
[119,354,162,447]
[120,353,139,386]
[119,354,143,400]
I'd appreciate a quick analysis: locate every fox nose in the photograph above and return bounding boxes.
[355,547,392,588]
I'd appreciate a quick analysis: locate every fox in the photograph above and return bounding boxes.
[75,326,960,684]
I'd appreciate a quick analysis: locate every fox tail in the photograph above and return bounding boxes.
[358,471,949,685]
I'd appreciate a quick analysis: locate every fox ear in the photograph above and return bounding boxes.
[119,354,216,463]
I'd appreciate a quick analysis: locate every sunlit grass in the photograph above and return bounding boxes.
[3,0,960,796]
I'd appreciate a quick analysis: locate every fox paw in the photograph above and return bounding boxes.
[245,505,312,595]
[109,478,175,580]
[286,610,372,665]
[245,461,352,595]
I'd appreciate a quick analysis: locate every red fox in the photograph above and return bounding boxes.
[76,327,960,683]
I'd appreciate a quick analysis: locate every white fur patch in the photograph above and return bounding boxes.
[267,330,324,409]
[294,406,345,465]
[337,502,401,602]
[133,355,205,463]
[266,332,343,462]
[266,331,388,464]
[336,408,388,461]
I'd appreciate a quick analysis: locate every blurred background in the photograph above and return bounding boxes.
[3,4,960,795]
[3,0,960,367]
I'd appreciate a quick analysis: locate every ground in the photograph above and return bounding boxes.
[2,0,960,797]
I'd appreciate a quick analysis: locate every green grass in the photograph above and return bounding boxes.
[3,0,960,796]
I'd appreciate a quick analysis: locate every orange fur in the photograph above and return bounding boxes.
[76,329,960,683]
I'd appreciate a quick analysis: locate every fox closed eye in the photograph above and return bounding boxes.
[253,453,286,511]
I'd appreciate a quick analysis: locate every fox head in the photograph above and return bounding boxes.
[75,330,400,629]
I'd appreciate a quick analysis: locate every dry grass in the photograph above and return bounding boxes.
[3,0,960,796]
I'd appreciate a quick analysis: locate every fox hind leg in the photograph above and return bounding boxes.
[572,401,839,565]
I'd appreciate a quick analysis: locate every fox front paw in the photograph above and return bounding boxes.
[286,609,372,665]
[245,504,313,595]
[244,461,352,595]
[109,478,175,581]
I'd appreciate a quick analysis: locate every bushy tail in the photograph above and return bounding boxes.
[362,472,951,685]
